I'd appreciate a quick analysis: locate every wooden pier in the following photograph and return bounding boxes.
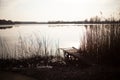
[60,47,92,65]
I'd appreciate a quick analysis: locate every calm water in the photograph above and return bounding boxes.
[0,24,120,59]
[0,24,86,58]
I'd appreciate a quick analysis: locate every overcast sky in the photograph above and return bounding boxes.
[0,0,120,21]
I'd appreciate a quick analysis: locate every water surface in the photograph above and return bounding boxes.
[0,24,86,58]
[0,24,120,59]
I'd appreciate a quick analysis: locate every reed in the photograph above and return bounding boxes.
[0,34,63,69]
[80,24,120,65]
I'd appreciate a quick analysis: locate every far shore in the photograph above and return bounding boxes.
[0,20,120,25]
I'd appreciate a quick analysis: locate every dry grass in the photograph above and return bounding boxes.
[79,24,120,65]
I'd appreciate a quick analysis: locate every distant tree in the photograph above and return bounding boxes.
[95,16,101,22]
[0,19,14,24]
[90,17,94,22]
[84,19,88,22]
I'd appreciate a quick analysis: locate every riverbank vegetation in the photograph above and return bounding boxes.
[0,35,64,69]
[79,24,120,66]
[0,14,120,80]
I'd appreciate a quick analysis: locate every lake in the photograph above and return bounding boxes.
[0,24,120,59]
[0,24,86,58]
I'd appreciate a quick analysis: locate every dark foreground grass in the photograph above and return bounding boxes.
[0,71,37,80]
[1,65,120,80]
[0,55,64,69]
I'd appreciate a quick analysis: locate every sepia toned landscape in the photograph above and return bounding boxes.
[0,0,120,80]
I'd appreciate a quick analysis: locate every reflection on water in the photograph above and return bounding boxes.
[0,24,86,58]
[0,24,120,59]
[0,24,86,48]
[0,25,13,29]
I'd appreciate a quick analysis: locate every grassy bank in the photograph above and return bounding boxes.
[0,35,64,69]
[0,24,120,69]
[0,24,120,80]
[79,24,120,65]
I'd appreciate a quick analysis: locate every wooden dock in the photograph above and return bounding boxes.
[60,47,80,60]
[60,47,93,65]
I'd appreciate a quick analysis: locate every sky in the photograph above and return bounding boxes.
[0,0,120,21]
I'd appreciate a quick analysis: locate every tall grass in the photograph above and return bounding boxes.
[80,24,120,65]
[0,34,63,68]
[0,37,13,59]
